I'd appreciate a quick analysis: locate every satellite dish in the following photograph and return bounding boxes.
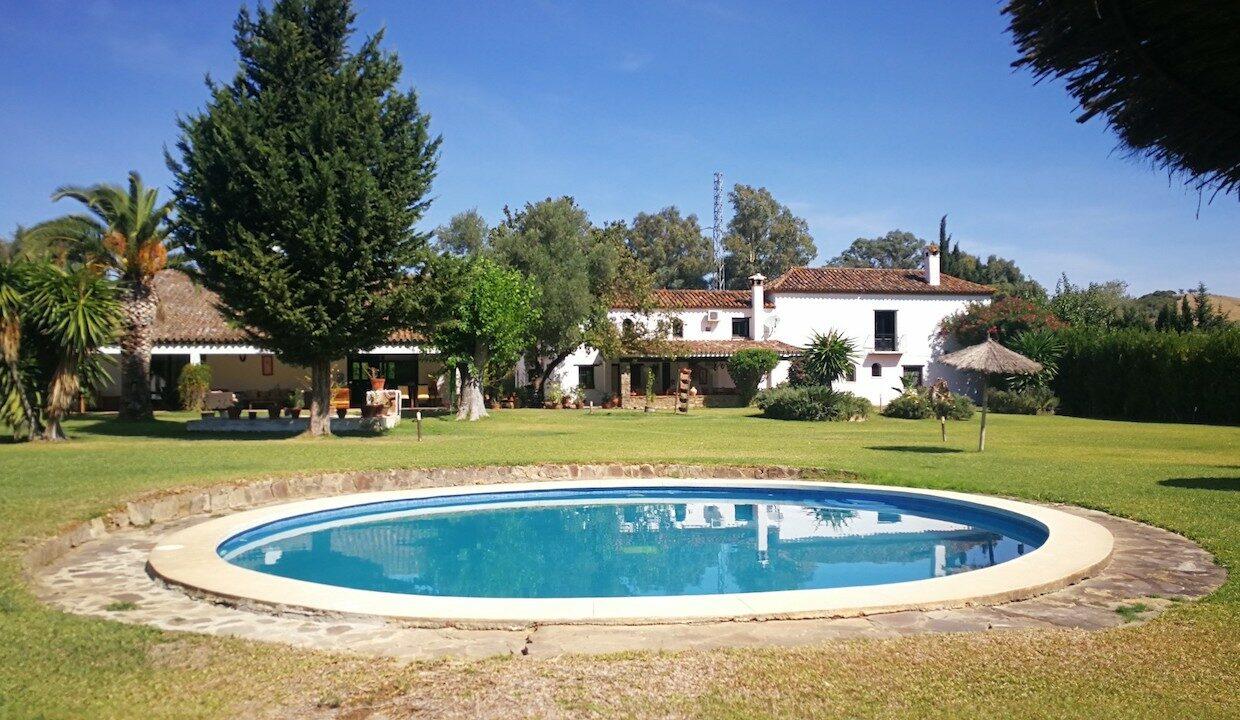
[762,315,779,340]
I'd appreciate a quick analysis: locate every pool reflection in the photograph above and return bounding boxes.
[226,499,1033,598]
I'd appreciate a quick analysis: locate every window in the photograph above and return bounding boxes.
[845,364,857,382]
[621,318,634,334]
[902,365,924,387]
[670,318,684,338]
[731,316,750,338]
[874,310,897,351]
[871,362,882,377]
[577,365,596,390]
[261,355,274,376]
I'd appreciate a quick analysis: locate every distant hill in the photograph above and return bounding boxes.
[1198,293,1240,320]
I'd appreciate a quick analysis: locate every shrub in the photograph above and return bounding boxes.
[883,386,974,420]
[1052,327,1240,424]
[941,296,1065,345]
[1003,329,1064,392]
[756,386,871,421]
[989,388,1059,415]
[176,363,212,412]
[881,391,933,419]
[727,348,780,405]
[796,330,858,386]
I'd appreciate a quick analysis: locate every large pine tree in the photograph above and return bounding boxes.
[169,0,441,435]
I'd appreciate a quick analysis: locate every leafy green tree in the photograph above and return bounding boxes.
[490,197,619,403]
[795,331,858,387]
[434,209,489,257]
[727,348,780,404]
[432,257,537,421]
[626,207,714,289]
[1190,282,1230,329]
[169,0,441,436]
[936,215,1046,301]
[26,264,120,440]
[722,185,816,288]
[1049,275,1132,328]
[828,230,924,269]
[25,172,177,421]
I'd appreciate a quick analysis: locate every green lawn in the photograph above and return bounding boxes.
[1,409,1237,719]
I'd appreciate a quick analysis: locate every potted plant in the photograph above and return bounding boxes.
[286,389,304,418]
[247,409,258,420]
[366,365,386,391]
[573,388,585,410]
[336,407,348,420]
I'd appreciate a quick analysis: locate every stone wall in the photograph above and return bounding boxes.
[21,463,855,572]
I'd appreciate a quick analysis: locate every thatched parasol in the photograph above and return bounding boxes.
[939,338,1042,451]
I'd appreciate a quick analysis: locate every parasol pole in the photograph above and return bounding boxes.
[978,374,989,452]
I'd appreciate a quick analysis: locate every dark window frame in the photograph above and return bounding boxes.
[901,365,924,387]
[731,316,751,338]
[874,310,897,351]
[871,362,883,377]
[577,364,596,390]
[671,318,684,338]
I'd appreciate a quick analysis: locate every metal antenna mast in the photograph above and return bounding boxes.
[712,171,725,290]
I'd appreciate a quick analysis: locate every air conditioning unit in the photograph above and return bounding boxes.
[705,310,720,324]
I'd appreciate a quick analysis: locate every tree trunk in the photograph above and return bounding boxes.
[530,350,572,406]
[307,358,332,437]
[118,282,157,422]
[978,377,989,452]
[456,347,489,421]
[42,360,79,441]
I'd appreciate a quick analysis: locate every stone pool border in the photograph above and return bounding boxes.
[146,478,1114,626]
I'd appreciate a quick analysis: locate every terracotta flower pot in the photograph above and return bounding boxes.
[370,378,386,391]
[247,411,258,420]
[267,407,281,419]
[291,408,302,419]
[336,408,348,419]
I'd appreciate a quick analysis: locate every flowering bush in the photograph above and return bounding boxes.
[941,297,1064,345]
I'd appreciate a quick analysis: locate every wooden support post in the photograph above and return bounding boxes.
[676,366,691,413]
[416,410,422,441]
[978,376,989,452]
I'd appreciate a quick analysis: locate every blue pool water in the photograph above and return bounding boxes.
[219,487,1047,598]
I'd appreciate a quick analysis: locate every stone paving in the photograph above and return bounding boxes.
[31,504,1224,661]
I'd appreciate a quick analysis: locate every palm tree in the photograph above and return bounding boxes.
[26,264,120,440]
[0,244,39,440]
[799,330,859,387]
[25,172,177,421]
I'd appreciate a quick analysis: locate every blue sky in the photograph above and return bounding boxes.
[1,0,1236,295]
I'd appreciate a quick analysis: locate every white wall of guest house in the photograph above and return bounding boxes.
[773,292,984,406]
[558,308,758,403]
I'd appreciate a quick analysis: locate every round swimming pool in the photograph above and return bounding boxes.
[218,486,1047,598]
[149,479,1113,624]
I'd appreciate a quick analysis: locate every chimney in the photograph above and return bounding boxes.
[749,273,766,340]
[924,244,941,286]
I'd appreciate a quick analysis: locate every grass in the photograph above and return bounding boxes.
[1115,602,1153,623]
[0,408,1237,719]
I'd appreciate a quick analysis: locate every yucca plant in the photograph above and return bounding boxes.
[25,172,178,421]
[26,264,120,440]
[799,330,858,387]
[0,251,38,440]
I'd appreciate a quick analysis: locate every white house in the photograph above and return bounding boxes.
[96,245,990,410]
[558,245,993,407]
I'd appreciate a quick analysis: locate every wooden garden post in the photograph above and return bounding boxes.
[978,375,989,452]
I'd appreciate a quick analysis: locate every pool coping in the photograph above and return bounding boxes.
[146,478,1115,626]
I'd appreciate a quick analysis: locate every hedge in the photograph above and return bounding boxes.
[1052,327,1240,424]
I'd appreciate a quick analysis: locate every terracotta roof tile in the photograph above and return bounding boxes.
[767,267,994,295]
[626,339,800,358]
[150,270,422,346]
[613,289,774,310]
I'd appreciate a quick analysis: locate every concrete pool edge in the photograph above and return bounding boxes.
[145,478,1115,627]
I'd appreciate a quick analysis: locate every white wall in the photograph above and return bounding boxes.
[770,292,986,405]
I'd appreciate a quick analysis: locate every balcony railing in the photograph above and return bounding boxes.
[863,334,904,352]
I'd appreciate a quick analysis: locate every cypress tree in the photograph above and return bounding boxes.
[169,0,441,435]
